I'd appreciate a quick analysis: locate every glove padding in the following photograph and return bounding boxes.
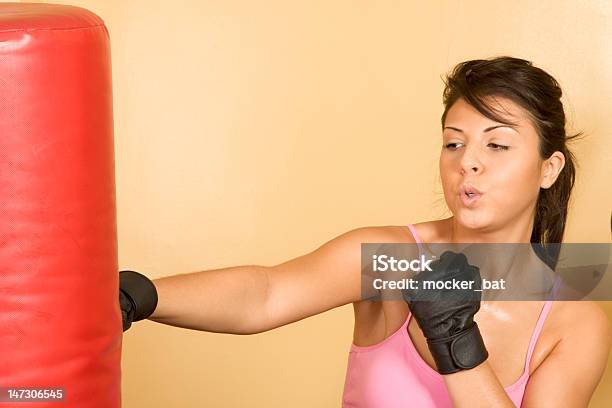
[401,250,488,374]
[119,270,158,332]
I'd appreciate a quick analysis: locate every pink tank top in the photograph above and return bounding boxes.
[342,223,554,407]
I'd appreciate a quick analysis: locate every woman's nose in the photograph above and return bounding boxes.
[459,147,483,175]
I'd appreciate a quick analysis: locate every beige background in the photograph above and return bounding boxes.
[8,0,612,406]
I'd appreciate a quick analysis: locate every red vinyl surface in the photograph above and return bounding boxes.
[0,3,120,407]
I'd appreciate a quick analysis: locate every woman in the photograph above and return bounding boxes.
[121,56,611,407]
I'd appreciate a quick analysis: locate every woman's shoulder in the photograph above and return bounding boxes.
[551,301,611,337]
[539,301,612,366]
[536,300,612,383]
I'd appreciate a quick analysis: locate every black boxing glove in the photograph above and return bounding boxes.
[401,250,488,374]
[119,270,158,332]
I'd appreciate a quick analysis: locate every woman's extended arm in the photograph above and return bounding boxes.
[148,226,395,334]
[148,264,273,334]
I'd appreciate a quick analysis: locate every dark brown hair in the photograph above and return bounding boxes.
[440,56,583,265]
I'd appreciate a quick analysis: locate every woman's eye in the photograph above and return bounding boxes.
[443,143,509,151]
[488,143,509,151]
[444,143,461,150]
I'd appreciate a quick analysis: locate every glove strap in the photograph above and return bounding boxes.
[426,322,489,375]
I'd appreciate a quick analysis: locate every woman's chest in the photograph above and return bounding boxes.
[353,300,560,388]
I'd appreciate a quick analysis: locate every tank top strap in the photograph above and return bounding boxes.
[406,223,424,256]
[547,274,562,300]
[523,300,553,373]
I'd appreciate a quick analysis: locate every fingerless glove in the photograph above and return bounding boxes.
[401,251,488,374]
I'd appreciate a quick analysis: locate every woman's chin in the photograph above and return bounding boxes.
[453,209,492,230]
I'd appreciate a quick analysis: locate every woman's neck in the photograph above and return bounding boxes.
[447,214,535,243]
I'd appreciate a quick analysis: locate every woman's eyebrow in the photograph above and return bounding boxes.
[443,125,519,133]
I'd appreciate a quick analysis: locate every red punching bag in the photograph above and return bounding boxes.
[0,3,121,407]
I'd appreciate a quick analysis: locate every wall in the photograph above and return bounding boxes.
[13,1,612,406]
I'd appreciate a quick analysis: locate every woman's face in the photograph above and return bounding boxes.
[439,96,547,231]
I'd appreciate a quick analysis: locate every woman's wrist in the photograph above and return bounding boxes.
[427,322,489,374]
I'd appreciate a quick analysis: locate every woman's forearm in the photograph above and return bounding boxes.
[148,265,270,335]
[443,361,515,408]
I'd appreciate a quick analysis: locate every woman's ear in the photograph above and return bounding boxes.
[540,151,565,189]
